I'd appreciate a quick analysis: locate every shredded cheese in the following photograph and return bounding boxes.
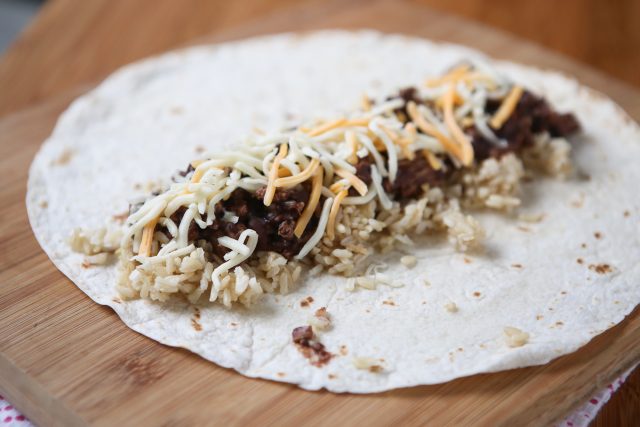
[137,217,159,257]
[407,101,465,164]
[346,130,359,164]
[424,63,471,87]
[443,84,474,166]
[361,94,372,112]
[490,85,523,129]
[326,189,348,240]
[335,168,368,196]
[274,158,320,188]
[263,144,288,206]
[306,118,347,137]
[294,167,324,238]
[423,149,443,170]
[295,197,334,260]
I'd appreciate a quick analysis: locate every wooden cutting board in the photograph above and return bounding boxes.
[1,1,639,425]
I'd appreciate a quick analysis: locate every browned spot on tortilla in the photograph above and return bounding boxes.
[577,258,584,265]
[339,345,348,356]
[581,243,587,249]
[536,315,544,320]
[328,374,337,380]
[133,183,142,190]
[39,200,48,209]
[170,106,184,115]
[81,260,91,269]
[555,321,564,326]
[457,347,464,352]
[421,300,426,305]
[570,193,585,208]
[112,211,129,223]
[382,300,396,306]
[593,231,602,239]
[517,226,531,232]
[230,322,237,327]
[300,296,314,307]
[589,263,613,274]
[191,316,202,332]
[479,343,487,349]
[365,309,370,313]
[472,291,481,297]
[52,148,74,166]
[624,210,631,217]
[112,297,122,304]
[277,372,286,378]
[463,257,472,264]
[369,365,384,373]
[194,145,205,154]
[561,291,567,295]
[511,263,523,269]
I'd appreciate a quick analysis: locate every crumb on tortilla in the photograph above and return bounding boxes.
[444,302,458,313]
[52,148,74,166]
[339,345,348,356]
[352,357,384,373]
[517,212,545,223]
[309,307,331,332]
[400,255,417,268]
[504,327,529,348]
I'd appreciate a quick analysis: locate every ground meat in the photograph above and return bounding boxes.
[171,185,315,260]
[292,325,332,367]
[383,155,447,200]
[472,90,580,161]
[388,87,423,123]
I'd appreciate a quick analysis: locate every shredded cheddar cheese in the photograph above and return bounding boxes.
[424,63,471,87]
[326,189,348,240]
[274,158,320,188]
[138,217,159,257]
[443,84,474,166]
[306,118,347,137]
[335,168,368,196]
[423,149,443,170]
[407,101,465,163]
[294,167,324,238]
[346,130,359,164]
[490,85,523,129]
[263,144,288,206]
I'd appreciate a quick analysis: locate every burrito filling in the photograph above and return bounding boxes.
[72,63,580,306]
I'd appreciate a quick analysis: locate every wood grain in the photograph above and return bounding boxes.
[414,0,640,88]
[0,0,639,425]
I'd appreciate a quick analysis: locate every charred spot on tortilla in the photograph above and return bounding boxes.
[292,325,332,367]
[589,263,613,274]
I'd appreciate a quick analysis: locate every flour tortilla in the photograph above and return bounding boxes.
[27,30,640,393]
